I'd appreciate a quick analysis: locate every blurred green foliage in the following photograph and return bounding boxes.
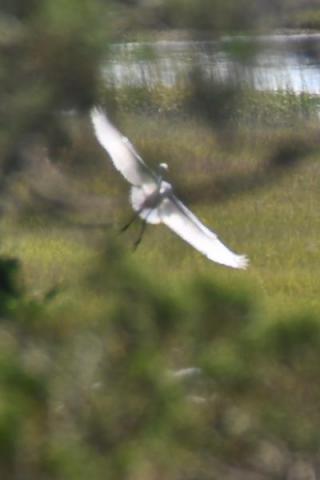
[155,0,259,32]
[0,0,109,171]
[0,241,319,479]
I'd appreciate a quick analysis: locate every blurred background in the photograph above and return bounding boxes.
[1,0,320,479]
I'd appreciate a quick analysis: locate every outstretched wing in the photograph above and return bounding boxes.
[160,194,248,269]
[90,107,158,189]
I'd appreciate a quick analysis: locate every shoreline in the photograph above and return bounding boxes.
[121,28,320,44]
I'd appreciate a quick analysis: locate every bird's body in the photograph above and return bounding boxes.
[130,180,172,224]
[90,107,248,269]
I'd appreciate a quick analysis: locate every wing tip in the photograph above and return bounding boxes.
[90,106,106,124]
[90,106,113,146]
[234,254,249,270]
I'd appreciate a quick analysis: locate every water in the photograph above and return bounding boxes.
[105,33,320,94]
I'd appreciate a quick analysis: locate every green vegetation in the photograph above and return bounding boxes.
[1,0,320,478]
[1,176,320,479]
[288,8,320,30]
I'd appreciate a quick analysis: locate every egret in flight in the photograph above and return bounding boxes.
[90,108,248,269]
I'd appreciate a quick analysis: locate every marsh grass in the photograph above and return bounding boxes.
[2,101,320,317]
[288,8,320,30]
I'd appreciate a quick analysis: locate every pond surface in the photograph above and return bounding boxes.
[106,33,320,94]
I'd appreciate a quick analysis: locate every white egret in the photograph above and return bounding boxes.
[90,108,248,269]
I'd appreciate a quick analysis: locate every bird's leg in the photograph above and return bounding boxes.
[119,210,141,233]
[119,208,148,249]
[132,206,155,250]
[133,219,148,250]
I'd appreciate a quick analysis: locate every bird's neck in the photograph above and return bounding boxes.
[157,175,163,189]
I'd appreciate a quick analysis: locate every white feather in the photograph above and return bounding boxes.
[130,186,161,224]
[160,196,248,269]
[90,107,157,191]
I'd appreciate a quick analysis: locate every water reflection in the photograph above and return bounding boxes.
[105,34,320,94]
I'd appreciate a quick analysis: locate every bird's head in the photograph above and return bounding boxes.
[158,162,169,175]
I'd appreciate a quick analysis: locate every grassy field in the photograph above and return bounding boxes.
[2,103,319,318]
